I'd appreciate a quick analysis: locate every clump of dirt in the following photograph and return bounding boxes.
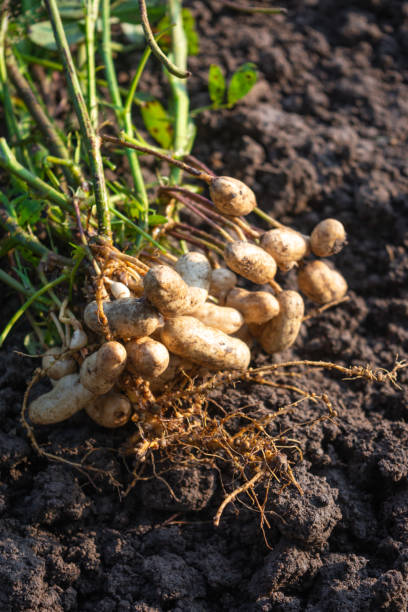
[1,1,408,609]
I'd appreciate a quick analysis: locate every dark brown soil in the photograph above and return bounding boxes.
[1,1,408,610]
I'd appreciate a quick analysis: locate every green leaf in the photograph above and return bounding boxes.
[112,0,166,25]
[208,64,226,107]
[182,8,199,56]
[148,214,168,226]
[16,198,45,227]
[227,63,257,107]
[141,100,173,149]
[28,20,84,50]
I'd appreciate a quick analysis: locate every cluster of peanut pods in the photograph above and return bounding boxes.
[29,176,347,428]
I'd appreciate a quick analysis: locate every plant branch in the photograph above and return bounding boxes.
[44,0,111,240]
[101,0,149,232]
[138,0,190,78]
[0,272,69,347]
[5,49,84,187]
[0,138,71,211]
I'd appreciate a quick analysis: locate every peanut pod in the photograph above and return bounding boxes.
[259,290,304,354]
[175,251,212,311]
[310,219,346,257]
[85,391,132,428]
[126,337,170,378]
[297,260,348,304]
[42,347,77,380]
[161,316,251,370]
[261,228,309,272]
[28,373,94,425]
[84,297,162,338]
[192,302,244,335]
[224,241,277,284]
[209,176,256,216]
[226,287,280,325]
[80,341,127,395]
[209,267,237,304]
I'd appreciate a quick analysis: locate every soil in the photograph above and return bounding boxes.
[1,0,408,610]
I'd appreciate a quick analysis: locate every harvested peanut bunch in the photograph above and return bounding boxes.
[26,159,351,525]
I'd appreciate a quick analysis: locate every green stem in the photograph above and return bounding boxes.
[253,207,283,229]
[0,139,71,211]
[0,273,69,347]
[0,268,35,296]
[0,204,73,265]
[0,13,32,169]
[138,0,190,78]
[110,206,166,252]
[5,49,84,188]
[168,0,191,183]
[44,0,111,240]
[101,0,149,231]
[85,0,100,130]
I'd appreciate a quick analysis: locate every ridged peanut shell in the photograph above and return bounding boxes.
[209,268,237,304]
[298,260,347,304]
[161,316,251,370]
[143,265,192,317]
[85,391,132,428]
[125,337,170,378]
[29,373,94,424]
[224,241,277,284]
[310,219,346,257]
[80,341,127,395]
[192,302,244,335]
[261,228,309,271]
[175,252,211,311]
[260,290,304,354]
[42,347,77,380]
[84,298,162,338]
[209,176,256,216]
[226,287,280,324]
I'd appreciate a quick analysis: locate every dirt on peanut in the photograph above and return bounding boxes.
[1,1,408,610]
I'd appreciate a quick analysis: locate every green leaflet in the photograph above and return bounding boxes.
[141,100,173,149]
[227,62,257,107]
[28,20,84,50]
[208,64,226,107]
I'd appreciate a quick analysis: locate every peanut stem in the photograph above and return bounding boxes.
[5,49,84,187]
[138,0,190,79]
[44,0,111,240]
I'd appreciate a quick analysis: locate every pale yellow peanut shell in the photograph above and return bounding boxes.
[297,260,348,304]
[259,290,304,354]
[80,341,127,395]
[261,228,309,271]
[84,297,162,338]
[175,252,211,311]
[29,373,94,425]
[125,337,170,378]
[209,268,237,304]
[224,241,277,284]
[42,347,77,380]
[161,316,251,370]
[209,176,257,216]
[85,391,132,428]
[310,219,346,257]
[226,287,280,325]
[143,265,192,317]
[192,302,244,335]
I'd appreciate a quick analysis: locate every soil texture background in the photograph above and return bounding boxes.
[1,1,408,610]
